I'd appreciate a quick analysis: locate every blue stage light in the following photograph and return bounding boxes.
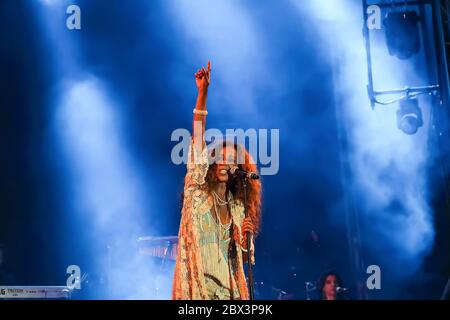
[384,10,421,60]
[396,98,423,135]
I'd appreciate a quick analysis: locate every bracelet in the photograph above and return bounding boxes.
[193,108,208,116]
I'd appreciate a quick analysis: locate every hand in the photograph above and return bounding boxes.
[241,217,255,249]
[195,61,211,94]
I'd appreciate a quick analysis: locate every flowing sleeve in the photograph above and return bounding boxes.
[185,138,209,187]
[173,138,210,299]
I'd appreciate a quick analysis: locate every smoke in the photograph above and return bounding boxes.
[165,0,272,121]
[54,77,170,299]
[296,0,435,281]
[36,1,170,299]
[31,0,438,299]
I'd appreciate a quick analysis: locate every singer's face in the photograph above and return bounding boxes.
[215,146,237,183]
[323,275,338,300]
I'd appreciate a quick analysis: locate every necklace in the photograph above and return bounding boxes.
[212,191,228,206]
[213,196,231,230]
[212,193,231,264]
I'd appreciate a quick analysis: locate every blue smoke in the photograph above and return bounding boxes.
[35,0,169,299]
[297,0,435,285]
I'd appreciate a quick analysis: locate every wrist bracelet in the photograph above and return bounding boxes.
[193,108,208,116]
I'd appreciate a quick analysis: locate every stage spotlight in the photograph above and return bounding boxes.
[396,98,423,135]
[384,10,421,60]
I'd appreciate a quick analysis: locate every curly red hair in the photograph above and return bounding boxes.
[205,141,262,235]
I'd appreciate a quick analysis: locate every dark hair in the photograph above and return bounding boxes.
[317,270,344,300]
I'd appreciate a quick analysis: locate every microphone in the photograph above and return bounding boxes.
[336,287,348,293]
[229,166,260,180]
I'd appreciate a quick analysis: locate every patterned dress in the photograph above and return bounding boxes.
[172,141,255,300]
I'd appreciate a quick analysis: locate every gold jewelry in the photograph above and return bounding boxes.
[193,108,208,116]
[212,191,228,206]
[212,195,231,263]
[213,197,231,230]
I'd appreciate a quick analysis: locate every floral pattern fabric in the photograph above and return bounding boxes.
[172,140,254,300]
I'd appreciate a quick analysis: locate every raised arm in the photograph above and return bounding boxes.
[185,62,211,186]
[192,61,211,148]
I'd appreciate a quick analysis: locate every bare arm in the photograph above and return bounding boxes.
[192,61,211,147]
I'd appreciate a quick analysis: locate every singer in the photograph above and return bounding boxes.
[172,61,262,300]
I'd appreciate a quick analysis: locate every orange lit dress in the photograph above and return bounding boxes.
[172,142,254,300]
